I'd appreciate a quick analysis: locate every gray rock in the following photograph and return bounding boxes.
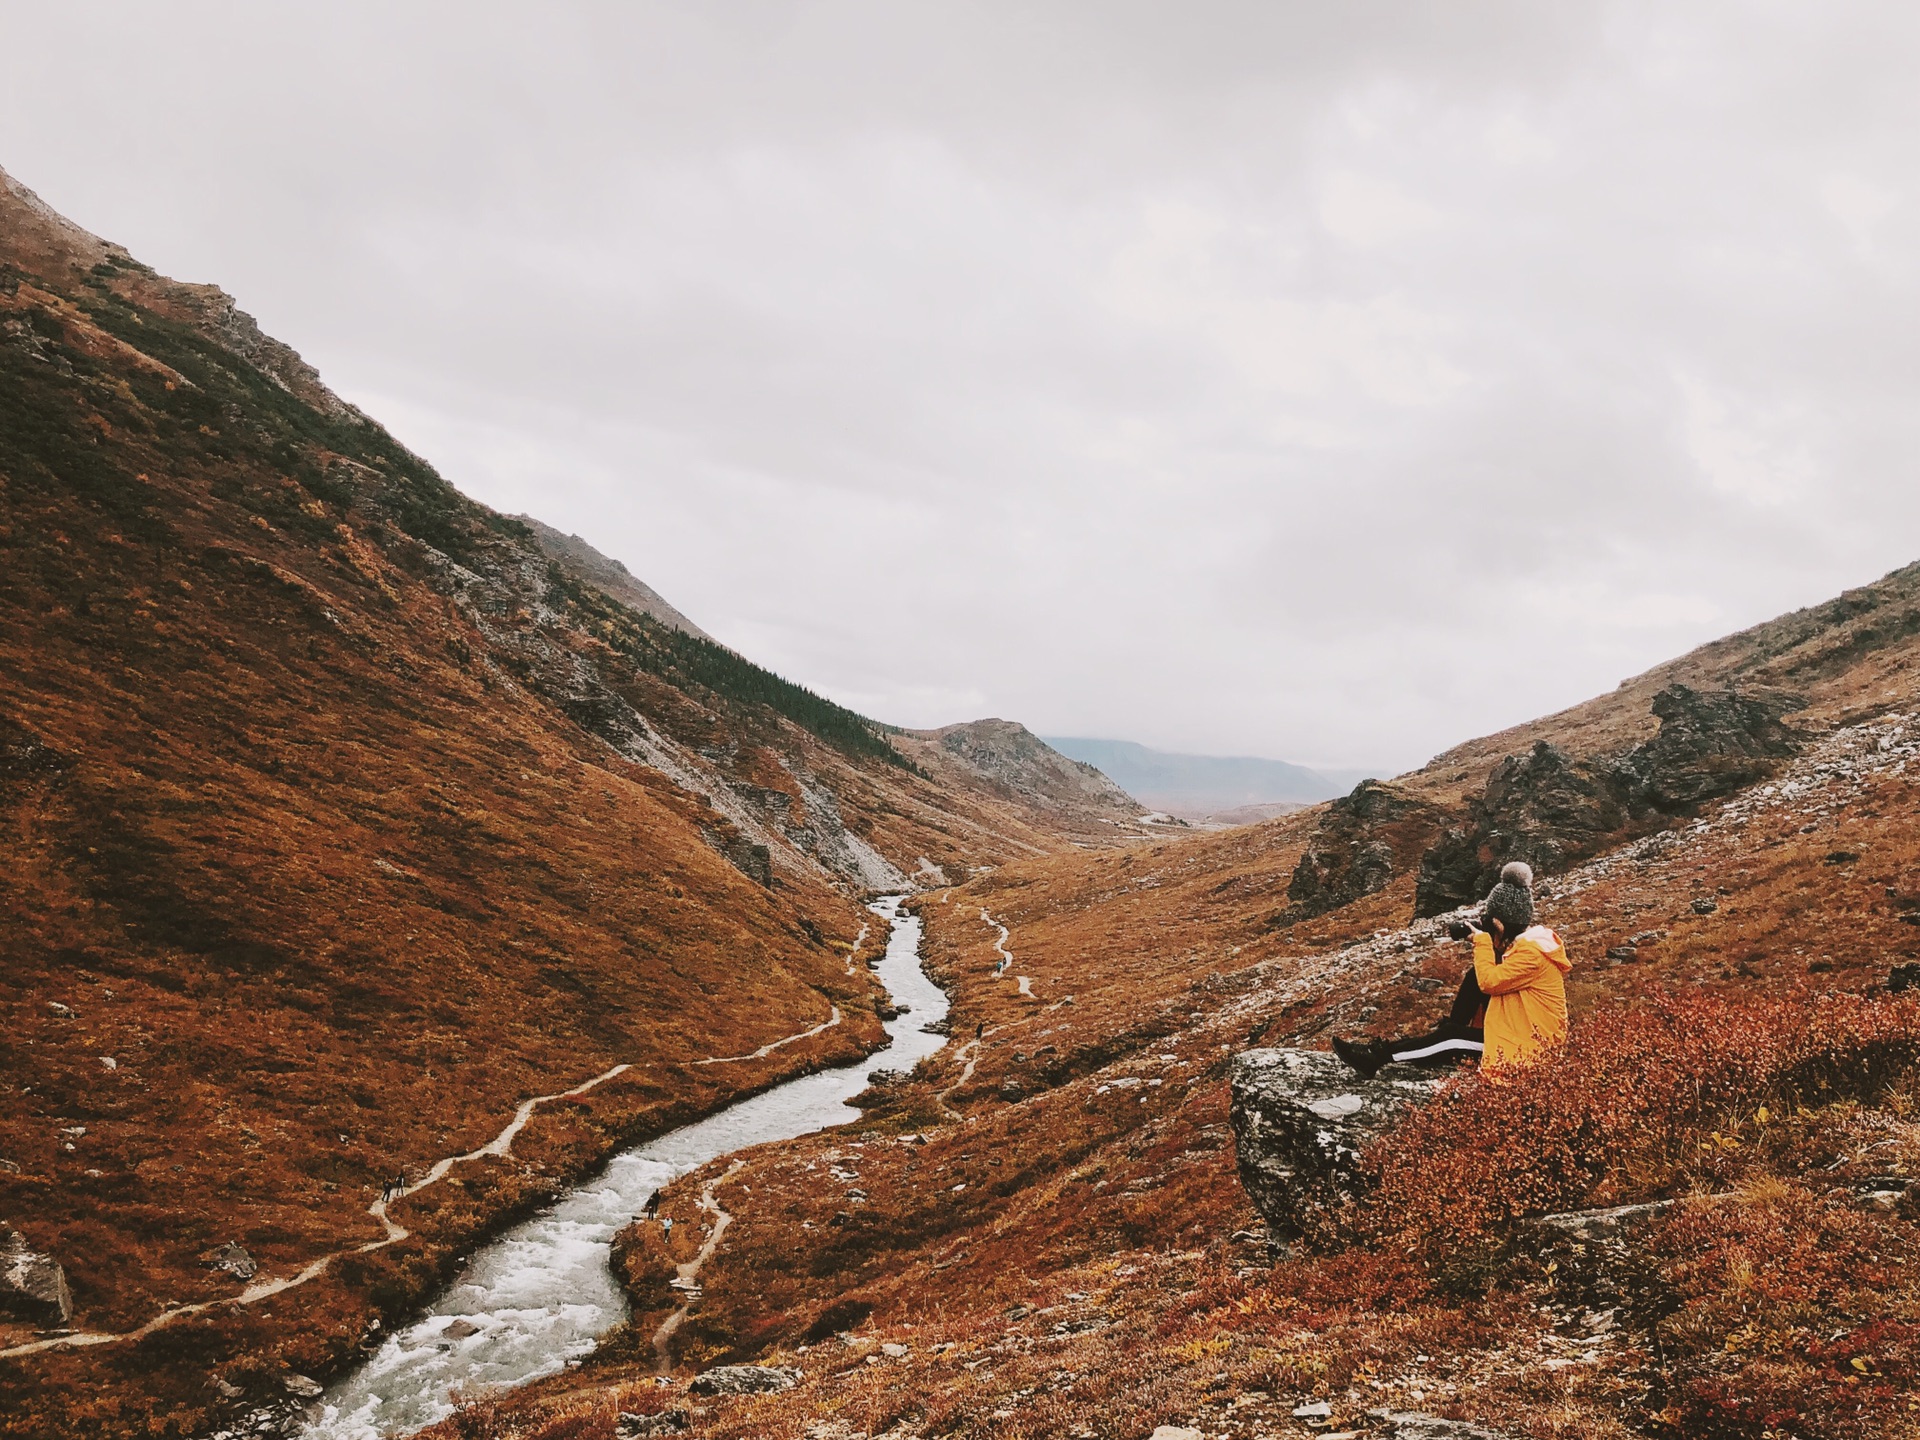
[280,1373,323,1397]
[1,1229,73,1329]
[723,837,773,887]
[688,1363,801,1395]
[616,1409,689,1437]
[202,1242,258,1281]
[1414,686,1803,918]
[1229,1048,1442,1238]
[1286,780,1450,921]
[1368,1412,1524,1440]
[1533,1200,1674,1241]
[1691,897,1718,914]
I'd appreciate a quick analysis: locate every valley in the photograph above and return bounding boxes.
[4,158,1920,1440]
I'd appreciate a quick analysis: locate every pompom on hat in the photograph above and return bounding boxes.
[1482,860,1536,935]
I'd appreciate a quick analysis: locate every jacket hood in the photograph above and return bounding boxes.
[1518,924,1573,975]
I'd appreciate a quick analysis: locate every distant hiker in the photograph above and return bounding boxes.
[641,1192,660,1220]
[1333,862,1571,1079]
[380,1173,407,1204]
[974,1022,984,1040]
[661,1216,675,1239]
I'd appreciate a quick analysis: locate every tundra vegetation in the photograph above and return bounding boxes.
[5,165,1920,1440]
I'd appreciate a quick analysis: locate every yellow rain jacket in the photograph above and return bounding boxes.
[1472,925,1571,1073]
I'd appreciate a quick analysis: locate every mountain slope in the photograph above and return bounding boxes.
[0,164,1139,1438]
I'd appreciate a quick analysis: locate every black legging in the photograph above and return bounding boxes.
[1379,968,1486,1067]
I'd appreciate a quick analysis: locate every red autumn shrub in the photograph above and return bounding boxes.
[1347,989,1920,1265]
[1647,1181,1919,1439]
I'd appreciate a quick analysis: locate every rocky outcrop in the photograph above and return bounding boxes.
[1618,683,1805,810]
[923,719,1143,817]
[1285,780,1449,920]
[1228,1049,1442,1239]
[1,1229,72,1329]
[720,834,773,887]
[1413,741,1631,916]
[1413,686,1804,916]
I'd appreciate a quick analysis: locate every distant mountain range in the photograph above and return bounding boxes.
[1039,737,1371,819]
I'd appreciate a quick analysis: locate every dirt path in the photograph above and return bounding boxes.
[692,1007,842,1066]
[843,921,870,977]
[0,1005,847,1361]
[977,906,1039,1001]
[981,908,1013,975]
[649,1159,745,1373]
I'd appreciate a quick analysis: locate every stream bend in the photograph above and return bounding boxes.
[304,895,946,1439]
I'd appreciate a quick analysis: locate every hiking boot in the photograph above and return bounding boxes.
[1332,1036,1388,1080]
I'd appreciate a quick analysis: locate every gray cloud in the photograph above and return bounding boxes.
[6,1,1919,771]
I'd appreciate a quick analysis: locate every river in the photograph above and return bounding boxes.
[304,894,946,1439]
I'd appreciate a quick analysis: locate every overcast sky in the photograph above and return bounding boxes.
[6,3,1920,773]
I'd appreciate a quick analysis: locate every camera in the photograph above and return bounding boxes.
[1446,918,1479,941]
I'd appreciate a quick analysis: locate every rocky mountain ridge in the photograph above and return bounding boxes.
[0,162,1147,1440]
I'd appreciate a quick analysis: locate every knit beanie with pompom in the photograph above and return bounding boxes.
[1482,860,1536,936]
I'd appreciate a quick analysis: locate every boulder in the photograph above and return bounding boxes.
[200,1242,257,1281]
[688,1364,801,1396]
[1,1229,72,1329]
[1228,1049,1442,1239]
[1285,781,1449,921]
[616,1410,689,1438]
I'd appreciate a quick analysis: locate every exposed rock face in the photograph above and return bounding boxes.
[515,515,718,643]
[721,835,773,887]
[1,1229,73,1329]
[1618,683,1805,811]
[1413,686,1804,916]
[1228,1049,1442,1239]
[923,719,1143,816]
[688,1363,801,1395]
[1286,780,1449,920]
[1414,741,1631,916]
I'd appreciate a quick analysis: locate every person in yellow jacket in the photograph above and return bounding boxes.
[1333,861,1571,1078]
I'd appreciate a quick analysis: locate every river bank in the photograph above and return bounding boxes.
[300,896,946,1439]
